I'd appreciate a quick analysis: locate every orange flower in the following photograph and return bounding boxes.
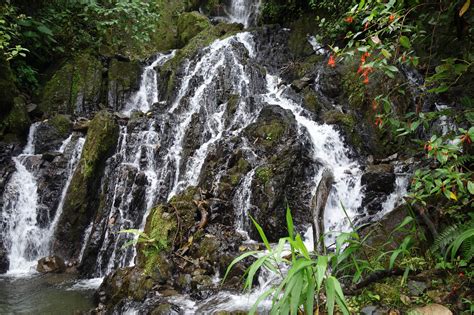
[371,100,378,111]
[328,55,336,67]
[389,14,395,22]
[363,76,370,84]
[364,22,369,30]
[345,16,354,23]
[375,116,383,126]
[360,52,371,63]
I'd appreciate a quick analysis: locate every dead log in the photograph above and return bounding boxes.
[311,168,334,255]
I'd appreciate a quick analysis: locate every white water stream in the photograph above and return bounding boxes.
[1,124,85,275]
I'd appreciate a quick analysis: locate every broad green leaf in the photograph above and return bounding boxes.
[468,181,474,195]
[399,36,411,49]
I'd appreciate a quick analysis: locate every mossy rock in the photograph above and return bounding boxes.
[0,95,30,142]
[80,111,119,178]
[40,53,103,117]
[255,165,273,184]
[303,88,321,114]
[229,157,251,186]
[177,11,212,47]
[323,110,355,129]
[54,110,119,258]
[140,205,177,274]
[48,114,72,137]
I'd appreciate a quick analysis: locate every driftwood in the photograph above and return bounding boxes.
[311,169,334,255]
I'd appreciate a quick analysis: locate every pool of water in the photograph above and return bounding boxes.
[0,273,100,314]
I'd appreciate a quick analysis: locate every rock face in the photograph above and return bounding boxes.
[360,164,396,215]
[36,255,66,273]
[53,111,119,260]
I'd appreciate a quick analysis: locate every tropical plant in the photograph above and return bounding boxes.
[224,207,350,314]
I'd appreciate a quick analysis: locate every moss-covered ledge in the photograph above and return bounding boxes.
[53,110,119,260]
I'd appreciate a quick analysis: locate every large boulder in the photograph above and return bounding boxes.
[53,111,119,260]
[34,115,72,154]
[36,255,66,273]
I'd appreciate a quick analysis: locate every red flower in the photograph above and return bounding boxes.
[375,116,383,126]
[345,16,354,23]
[363,76,370,84]
[360,52,371,64]
[328,55,336,67]
[460,133,472,144]
[389,14,395,22]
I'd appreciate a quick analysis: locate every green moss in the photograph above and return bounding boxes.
[81,111,119,178]
[177,11,212,47]
[323,110,355,129]
[255,120,286,147]
[107,59,141,109]
[144,205,177,253]
[303,89,320,114]
[40,53,102,116]
[256,166,273,184]
[229,158,250,185]
[227,94,240,116]
[48,114,72,137]
[373,282,403,306]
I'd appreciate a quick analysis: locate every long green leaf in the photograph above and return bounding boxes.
[222,250,259,283]
[250,216,271,250]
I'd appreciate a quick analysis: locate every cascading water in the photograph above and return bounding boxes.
[225,0,261,28]
[92,52,177,276]
[0,124,85,274]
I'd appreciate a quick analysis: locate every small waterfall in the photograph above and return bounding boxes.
[233,168,256,237]
[225,0,261,28]
[263,74,363,238]
[0,124,85,274]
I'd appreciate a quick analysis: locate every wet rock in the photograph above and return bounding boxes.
[360,163,396,215]
[291,77,313,92]
[360,305,378,315]
[0,240,9,273]
[410,304,453,315]
[34,119,70,154]
[53,111,119,260]
[408,280,428,296]
[42,152,62,162]
[36,255,66,273]
[72,118,90,132]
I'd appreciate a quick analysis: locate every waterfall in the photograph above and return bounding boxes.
[0,124,85,274]
[93,51,177,275]
[225,0,261,28]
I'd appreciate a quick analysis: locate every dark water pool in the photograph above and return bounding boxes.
[0,273,100,314]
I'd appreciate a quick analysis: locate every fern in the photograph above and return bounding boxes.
[432,220,474,261]
[445,154,474,169]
